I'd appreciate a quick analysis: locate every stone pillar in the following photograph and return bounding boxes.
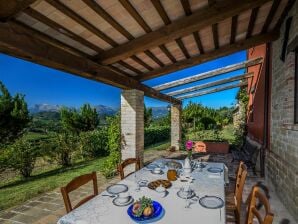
[171,104,182,150]
[121,89,144,168]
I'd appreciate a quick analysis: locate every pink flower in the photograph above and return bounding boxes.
[185,140,193,151]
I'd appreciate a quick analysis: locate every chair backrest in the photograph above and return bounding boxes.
[246,186,274,224]
[234,162,248,223]
[61,171,98,213]
[118,157,140,180]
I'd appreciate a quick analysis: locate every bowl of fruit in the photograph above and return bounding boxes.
[127,196,163,222]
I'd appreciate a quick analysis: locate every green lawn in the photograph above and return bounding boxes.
[0,142,170,211]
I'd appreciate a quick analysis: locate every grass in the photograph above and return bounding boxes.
[0,141,169,211]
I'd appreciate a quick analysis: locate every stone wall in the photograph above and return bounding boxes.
[268,0,298,219]
[171,104,182,150]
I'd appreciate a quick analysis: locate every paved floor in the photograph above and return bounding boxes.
[0,150,296,224]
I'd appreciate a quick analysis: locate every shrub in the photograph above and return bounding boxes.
[4,137,39,178]
[79,128,108,158]
[100,115,121,178]
[144,126,170,147]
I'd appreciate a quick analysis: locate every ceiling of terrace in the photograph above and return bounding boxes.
[0,0,295,104]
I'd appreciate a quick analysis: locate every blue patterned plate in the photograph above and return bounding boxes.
[127,201,163,223]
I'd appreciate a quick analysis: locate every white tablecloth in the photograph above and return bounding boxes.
[58,159,226,224]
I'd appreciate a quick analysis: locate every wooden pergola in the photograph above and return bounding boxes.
[0,0,295,162]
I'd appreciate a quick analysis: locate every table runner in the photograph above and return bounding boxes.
[58,159,226,224]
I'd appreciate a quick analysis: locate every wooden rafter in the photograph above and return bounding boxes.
[99,0,272,65]
[193,31,204,54]
[131,55,153,71]
[153,57,263,91]
[138,31,278,81]
[261,0,281,33]
[246,7,260,39]
[274,0,296,31]
[180,0,192,16]
[45,0,118,47]
[230,15,238,44]
[0,0,37,21]
[167,72,253,96]
[119,0,174,66]
[23,7,104,53]
[177,82,248,99]
[82,0,134,41]
[159,44,177,63]
[151,0,190,59]
[212,23,219,49]
[118,60,142,75]
[12,20,89,58]
[0,21,180,105]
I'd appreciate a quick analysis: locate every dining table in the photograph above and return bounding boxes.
[58,158,228,224]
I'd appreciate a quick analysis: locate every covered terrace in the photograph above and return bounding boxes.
[0,0,297,223]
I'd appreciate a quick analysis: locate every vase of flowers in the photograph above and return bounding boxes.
[183,140,193,174]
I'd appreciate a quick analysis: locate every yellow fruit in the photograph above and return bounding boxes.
[143,206,154,217]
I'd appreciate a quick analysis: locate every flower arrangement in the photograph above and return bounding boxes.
[185,140,193,158]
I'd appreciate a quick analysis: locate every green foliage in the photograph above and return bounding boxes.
[144,105,153,128]
[60,103,99,134]
[151,113,170,127]
[46,133,79,167]
[100,114,121,178]
[144,126,170,147]
[29,111,61,133]
[3,137,39,178]
[0,81,31,146]
[79,128,108,158]
[182,102,233,131]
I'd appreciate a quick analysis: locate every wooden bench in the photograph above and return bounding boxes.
[232,136,261,175]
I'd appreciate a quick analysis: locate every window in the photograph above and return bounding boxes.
[295,48,298,123]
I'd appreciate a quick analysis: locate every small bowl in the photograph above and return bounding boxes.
[117,192,130,204]
[155,185,166,197]
[153,167,162,174]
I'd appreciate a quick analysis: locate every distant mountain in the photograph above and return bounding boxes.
[30,104,62,113]
[151,107,169,118]
[94,105,117,116]
[29,104,117,116]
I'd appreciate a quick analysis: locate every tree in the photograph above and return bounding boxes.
[144,105,153,128]
[0,81,31,146]
[60,103,99,134]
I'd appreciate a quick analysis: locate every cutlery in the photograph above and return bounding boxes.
[102,194,116,198]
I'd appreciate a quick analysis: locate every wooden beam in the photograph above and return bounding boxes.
[99,0,272,65]
[138,31,278,81]
[230,15,238,44]
[24,7,104,53]
[193,31,204,54]
[261,0,281,33]
[167,72,253,96]
[118,60,142,75]
[153,57,263,91]
[131,55,153,71]
[0,21,180,105]
[180,0,192,16]
[151,0,190,60]
[212,23,219,49]
[82,0,134,41]
[45,0,118,47]
[13,20,89,58]
[0,0,37,21]
[177,82,248,99]
[274,0,296,31]
[246,7,259,39]
[159,44,177,63]
[144,50,165,67]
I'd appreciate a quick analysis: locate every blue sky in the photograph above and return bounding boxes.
[0,51,246,108]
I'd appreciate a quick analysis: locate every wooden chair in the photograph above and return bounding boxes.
[245,186,274,224]
[226,162,248,224]
[118,157,140,180]
[61,171,98,213]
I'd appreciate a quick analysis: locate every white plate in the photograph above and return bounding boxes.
[207,167,223,173]
[106,184,128,195]
[177,189,196,199]
[199,196,224,209]
[112,196,134,207]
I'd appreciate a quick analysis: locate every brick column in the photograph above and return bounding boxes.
[171,104,182,150]
[121,89,144,168]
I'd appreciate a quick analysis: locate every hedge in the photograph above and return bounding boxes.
[144,126,170,147]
